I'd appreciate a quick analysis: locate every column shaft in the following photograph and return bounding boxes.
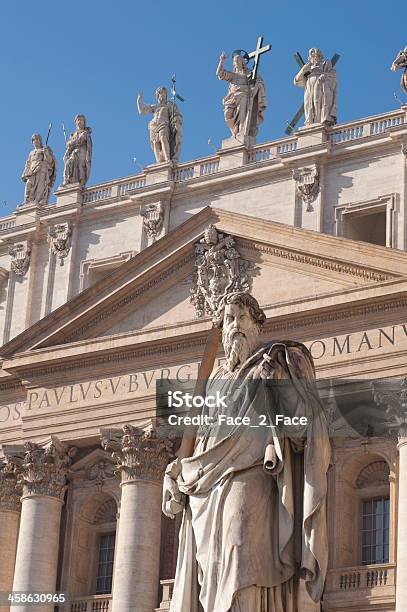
[112,481,162,612]
[11,496,63,612]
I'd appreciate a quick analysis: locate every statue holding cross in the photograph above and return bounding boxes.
[216,36,271,144]
[293,48,338,129]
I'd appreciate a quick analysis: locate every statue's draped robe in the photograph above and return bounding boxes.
[22,148,56,204]
[294,60,337,126]
[170,341,330,612]
[143,102,182,162]
[63,128,92,185]
[217,67,266,137]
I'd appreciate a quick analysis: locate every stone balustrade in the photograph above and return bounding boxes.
[70,595,111,612]
[0,216,16,231]
[155,579,174,611]
[328,109,405,144]
[83,175,147,204]
[323,563,396,609]
[173,156,220,182]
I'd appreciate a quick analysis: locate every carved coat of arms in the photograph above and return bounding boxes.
[293,165,320,210]
[47,223,72,263]
[190,224,255,318]
[9,242,31,276]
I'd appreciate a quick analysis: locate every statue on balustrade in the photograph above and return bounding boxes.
[162,291,330,612]
[137,87,183,163]
[62,114,92,187]
[21,134,57,205]
[216,51,266,140]
[391,45,407,94]
[294,48,338,126]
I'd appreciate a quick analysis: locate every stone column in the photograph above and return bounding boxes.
[396,435,407,610]
[102,424,172,612]
[10,440,75,612]
[0,459,21,612]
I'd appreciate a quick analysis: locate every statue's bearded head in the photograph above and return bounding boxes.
[308,48,324,65]
[31,134,43,149]
[75,114,86,130]
[156,87,168,104]
[216,292,266,372]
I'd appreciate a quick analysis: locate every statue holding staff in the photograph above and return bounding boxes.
[391,45,407,94]
[163,291,330,612]
[21,133,57,205]
[294,48,338,126]
[62,114,92,187]
[137,86,183,163]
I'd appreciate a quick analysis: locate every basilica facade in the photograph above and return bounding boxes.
[1,105,407,612]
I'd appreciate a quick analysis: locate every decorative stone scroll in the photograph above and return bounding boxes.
[293,165,320,211]
[9,242,31,276]
[190,224,256,318]
[101,424,173,484]
[47,223,72,263]
[141,203,164,239]
[0,458,21,512]
[18,440,77,500]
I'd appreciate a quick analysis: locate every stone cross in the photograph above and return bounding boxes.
[286,51,340,135]
[247,35,271,84]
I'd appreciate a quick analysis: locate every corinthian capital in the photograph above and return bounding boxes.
[19,440,77,501]
[0,458,22,512]
[101,424,173,484]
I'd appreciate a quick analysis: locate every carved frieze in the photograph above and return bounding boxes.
[293,165,320,211]
[9,242,31,276]
[141,203,164,239]
[19,441,77,500]
[190,224,256,318]
[47,223,72,263]
[0,458,22,512]
[101,424,173,484]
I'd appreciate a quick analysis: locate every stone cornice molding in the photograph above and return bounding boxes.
[16,439,77,501]
[0,457,22,512]
[239,239,394,282]
[101,423,173,484]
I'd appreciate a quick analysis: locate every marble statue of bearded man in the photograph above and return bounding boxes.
[163,292,331,612]
[294,48,338,127]
[62,114,92,187]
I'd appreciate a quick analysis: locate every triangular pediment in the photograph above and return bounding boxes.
[1,206,407,361]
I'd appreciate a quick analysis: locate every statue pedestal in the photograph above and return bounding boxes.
[221,134,256,150]
[296,123,329,149]
[218,134,255,171]
[14,202,42,226]
[144,162,174,186]
[55,184,84,207]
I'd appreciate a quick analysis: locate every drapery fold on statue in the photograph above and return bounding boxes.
[170,341,330,612]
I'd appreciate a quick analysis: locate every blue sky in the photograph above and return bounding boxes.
[0,0,405,215]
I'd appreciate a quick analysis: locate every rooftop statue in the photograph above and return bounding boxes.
[391,45,407,94]
[163,291,330,612]
[21,134,57,206]
[294,48,338,127]
[137,86,183,163]
[217,50,267,141]
[62,114,92,187]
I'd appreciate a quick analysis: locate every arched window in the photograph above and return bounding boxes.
[356,461,390,566]
[93,498,117,595]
